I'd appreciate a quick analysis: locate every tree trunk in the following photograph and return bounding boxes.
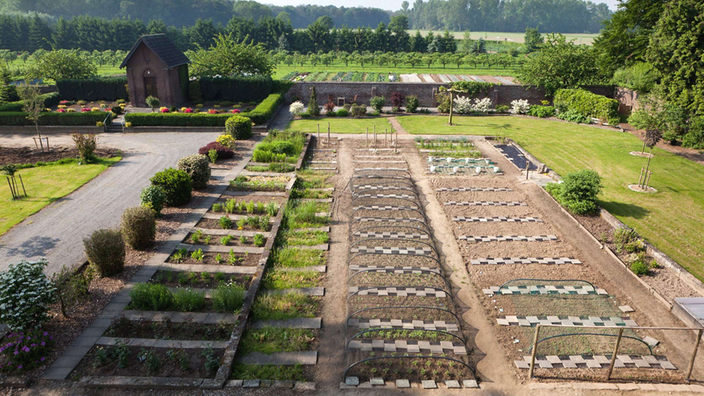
[448,91,454,126]
[35,121,44,151]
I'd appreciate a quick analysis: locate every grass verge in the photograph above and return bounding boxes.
[286,117,392,134]
[240,327,316,354]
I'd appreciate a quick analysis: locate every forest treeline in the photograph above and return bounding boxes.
[0,0,610,33]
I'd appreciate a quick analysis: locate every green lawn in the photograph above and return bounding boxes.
[0,157,121,235]
[396,115,704,282]
[286,116,392,134]
[274,63,518,80]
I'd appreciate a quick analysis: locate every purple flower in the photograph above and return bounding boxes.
[31,343,36,347]
[40,357,45,362]
[43,332,48,336]
[13,351,18,355]
[17,365,22,369]
[40,342,45,346]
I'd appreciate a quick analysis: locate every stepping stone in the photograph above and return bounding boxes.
[619,305,635,313]
[660,360,677,370]
[642,336,660,347]
[463,379,479,388]
[396,379,411,388]
[515,360,530,369]
[370,378,385,386]
[445,380,460,389]
[422,380,438,389]
[345,377,360,386]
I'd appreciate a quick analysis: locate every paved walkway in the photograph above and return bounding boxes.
[0,132,219,275]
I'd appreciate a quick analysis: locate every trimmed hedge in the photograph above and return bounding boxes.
[150,168,192,207]
[199,76,272,102]
[226,115,252,140]
[56,77,128,101]
[554,89,619,121]
[124,93,283,126]
[0,92,61,112]
[0,111,109,126]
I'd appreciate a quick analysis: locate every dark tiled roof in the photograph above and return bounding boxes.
[120,34,190,69]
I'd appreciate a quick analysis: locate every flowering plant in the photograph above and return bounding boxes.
[453,96,473,114]
[0,260,55,331]
[472,97,493,113]
[160,107,169,113]
[81,108,91,112]
[57,105,67,109]
[0,331,53,372]
[208,109,218,114]
[230,109,241,114]
[56,108,66,113]
[91,107,101,112]
[184,108,193,113]
[67,108,76,112]
[59,100,70,105]
[289,101,305,116]
[510,99,530,114]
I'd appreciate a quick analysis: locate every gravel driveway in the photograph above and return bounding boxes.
[0,132,219,275]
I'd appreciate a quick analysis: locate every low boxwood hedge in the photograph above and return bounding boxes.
[124,93,284,127]
[0,111,109,126]
[0,92,61,112]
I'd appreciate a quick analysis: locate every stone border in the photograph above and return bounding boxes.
[340,378,478,390]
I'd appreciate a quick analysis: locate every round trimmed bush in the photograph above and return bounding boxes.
[225,115,253,140]
[84,229,125,277]
[140,185,167,216]
[177,154,211,190]
[0,259,55,331]
[150,168,192,206]
[271,141,296,156]
[198,142,234,160]
[336,108,349,117]
[216,134,236,149]
[121,206,156,250]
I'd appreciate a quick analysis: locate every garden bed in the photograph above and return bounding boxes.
[0,146,119,166]
[166,250,260,266]
[345,355,473,383]
[195,217,272,232]
[183,231,267,248]
[151,270,252,289]
[104,318,234,341]
[229,175,290,192]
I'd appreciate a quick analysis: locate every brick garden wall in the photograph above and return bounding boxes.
[285,82,616,108]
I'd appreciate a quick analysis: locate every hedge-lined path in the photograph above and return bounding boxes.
[0,132,220,275]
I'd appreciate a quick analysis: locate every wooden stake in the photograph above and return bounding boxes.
[327,122,330,143]
[528,325,541,378]
[686,329,702,381]
[18,174,27,197]
[606,328,623,380]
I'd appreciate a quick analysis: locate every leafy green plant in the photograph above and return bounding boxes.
[129,283,173,311]
[546,170,602,215]
[150,168,192,207]
[191,230,203,244]
[191,248,204,262]
[84,229,125,277]
[212,203,223,212]
[219,216,233,229]
[253,233,265,247]
[0,259,55,331]
[212,282,246,312]
[172,247,188,263]
[202,347,220,375]
[214,253,223,263]
[220,235,232,245]
[142,348,161,374]
[115,340,131,369]
[226,115,253,140]
[172,288,206,311]
[93,346,109,368]
[631,260,650,276]
[208,149,218,164]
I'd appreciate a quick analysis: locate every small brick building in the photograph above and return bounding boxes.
[120,34,190,108]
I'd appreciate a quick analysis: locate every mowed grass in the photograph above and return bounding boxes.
[0,157,121,235]
[274,63,518,80]
[396,115,704,282]
[286,116,392,134]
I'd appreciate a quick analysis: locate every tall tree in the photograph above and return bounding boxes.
[524,27,544,53]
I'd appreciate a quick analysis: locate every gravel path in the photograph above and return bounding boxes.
[0,132,219,275]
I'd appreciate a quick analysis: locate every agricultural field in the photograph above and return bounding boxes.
[411,30,598,44]
[274,63,519,80]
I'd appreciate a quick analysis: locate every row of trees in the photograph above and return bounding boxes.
[2,0,611,33]
[273,50,525,70]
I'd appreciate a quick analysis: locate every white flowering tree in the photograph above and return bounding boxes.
[289,101,305,116]
[453,96,473,114]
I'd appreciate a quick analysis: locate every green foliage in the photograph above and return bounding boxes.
[253,233,265,247]
[187,33,274,77]
[630,260,650,276]
[56,77,128,101]
[524,27,544,53]
[198,75,272,102]
[212,282,246,312]
[188,80,203,102]
[226,115,253,140]
[150,168,192,206]
[683,116,704,149]
[84,229,126,277]
[447,81,494,96]
[177,154,211,189]
[208,149,218,163]
[527,105,555,118]
[0,259,55,331]
[219,216,233,229]
[554,89,619,121]
[251,292,318,320]
[308,86,320,116]
[0,111,108,126]
[129,283,173,311]
[26,49,97,80]
[336,108,349,117]
[124,112,233,126]
[646,0,704,115]
[406,95,419,113]
[0,92,60,113]
[628,93,689,142]
[172,288,206,311]
[145,95,160,111]
[370,96,385,112]
[120,206,156,250]
[72,133,97,162]
[611,62,659,93]
[350,103,367,117]
[232,364,306,381]
[518,34,607,95]
[546,169,602,215]
[140,185,167,215]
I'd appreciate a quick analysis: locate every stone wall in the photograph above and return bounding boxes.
[285,82,615,108]
[614,87,640,115]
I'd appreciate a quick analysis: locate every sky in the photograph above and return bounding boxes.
[263,0,620,11]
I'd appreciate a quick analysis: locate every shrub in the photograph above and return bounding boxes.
[226,115,253,140]
[130,283,173,311]
[528,105,556,118]
[308,86,320,116]
[140,185,167,215]
[247,93,282,124]
[212,282,246,312]
[84,229,125,277]
[150,168,192,206]
[199,75,272,102]
[553,89,619,122]
[219,216,233,229]
[611,62,659,93]
[120,206,156,250]
[683,116,704,149]
[495,104,510,113]
[0,330,53,372]
[510,99,530,114]
[557,110,590,124]
[111,106,123,115]
[216,134,236,149]
[323,101,335,113]
[545,170,602,215]
[472,97,493,113]
[271,141,296,155]
[172,288,206,311]
[72,133,97,162]
[177,154,211,190]
[350,104,367,117]
[188,80,203,102]
[336,108,349,117]
[0,259,55,331]
[454,96,473,114]
[630,261,650,276]
[370,96,385,112]
[253,233,265,247]
[145,96,160,112]
[0,111,109,126]
[390,92,405,109]
[56,77,128,101]
[289,101,305,116]
[406,95,419,113]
